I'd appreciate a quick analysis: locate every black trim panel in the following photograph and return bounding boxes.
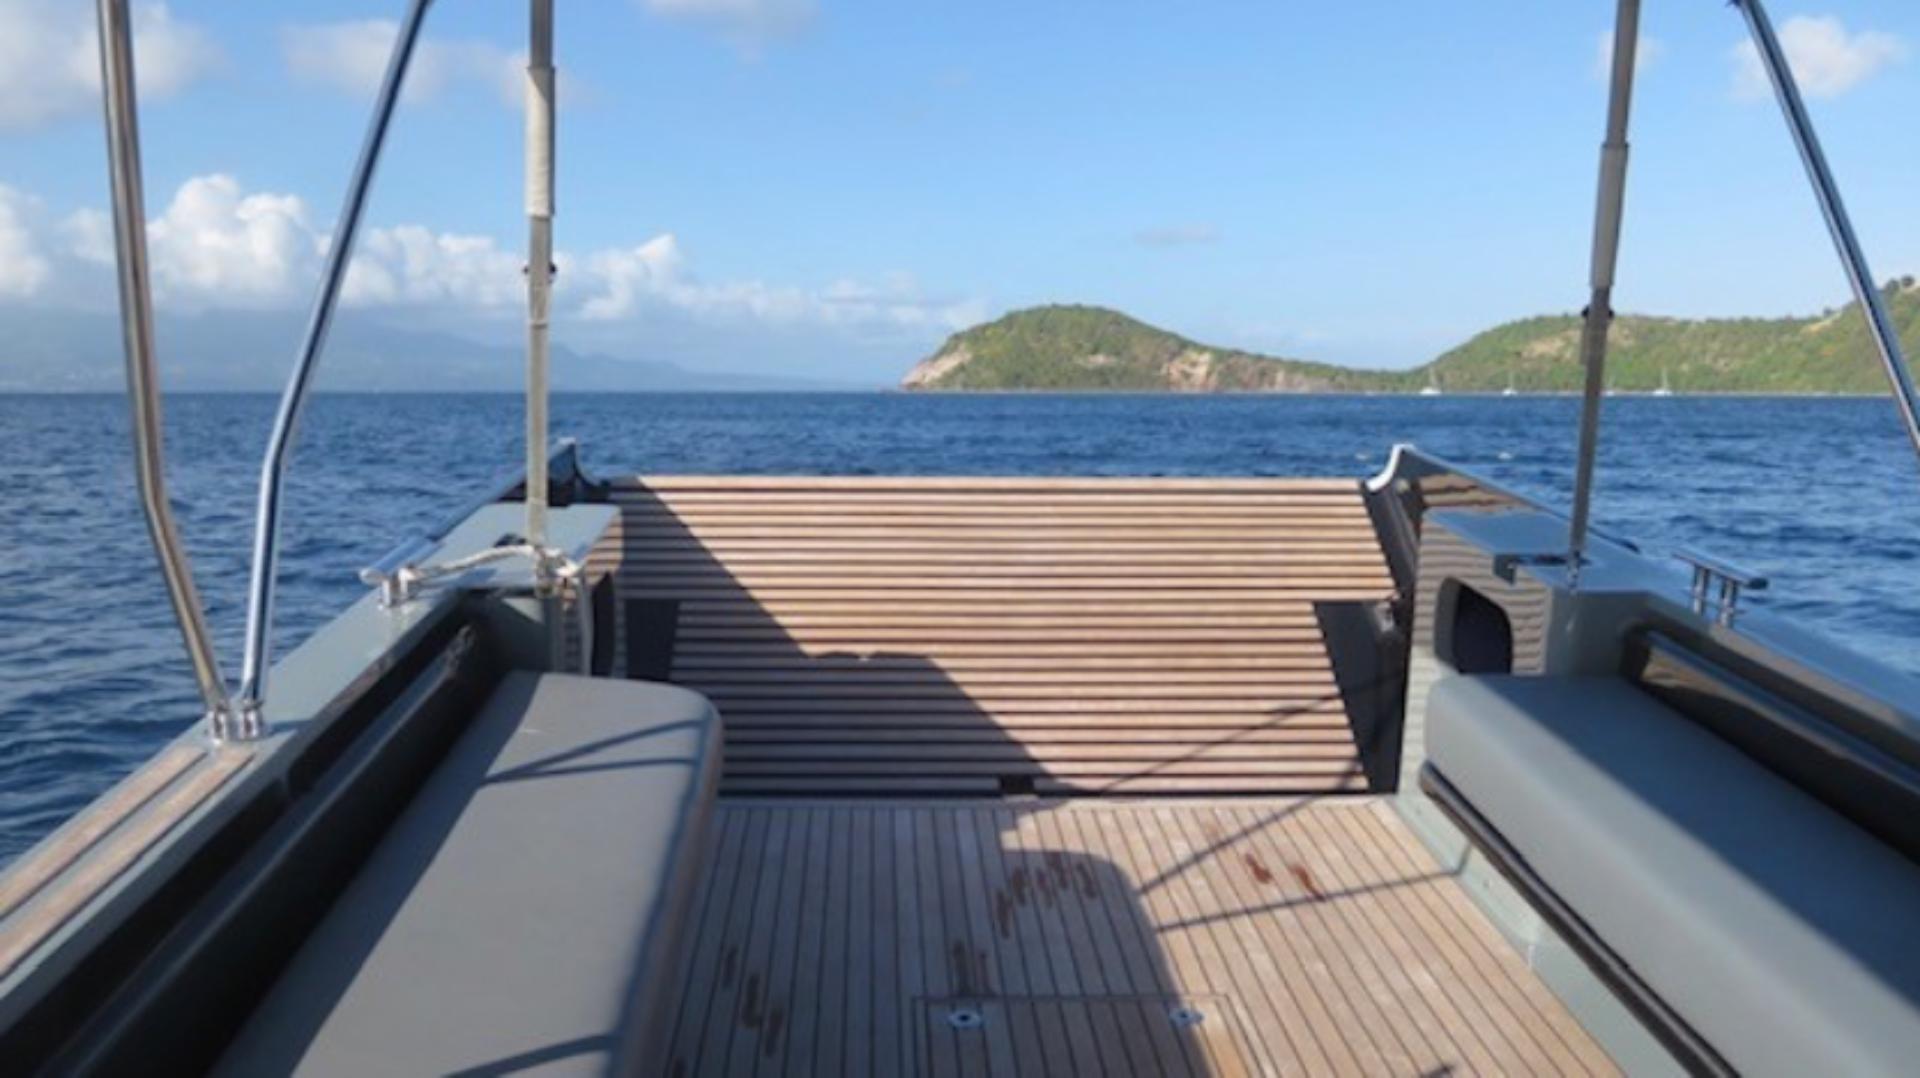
[1624,630,1920,862]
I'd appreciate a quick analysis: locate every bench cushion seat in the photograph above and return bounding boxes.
[218,672,720,1076]
[1427,674,1920,1076]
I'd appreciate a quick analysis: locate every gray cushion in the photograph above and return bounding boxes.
[218,672,720,1077]
[1427,674,1920,1077]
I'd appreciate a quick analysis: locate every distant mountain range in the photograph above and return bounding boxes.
[0,309,832,392]
[902,279,1920,394]
[15,279,1920,395]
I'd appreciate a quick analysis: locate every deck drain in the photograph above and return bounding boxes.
[946,1007,985,1031]
[1168,1005,1206,1028]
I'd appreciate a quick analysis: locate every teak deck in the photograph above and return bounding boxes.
[590,477,1396,797]
[663,798,1616,1077]
[600,478,1612,1073]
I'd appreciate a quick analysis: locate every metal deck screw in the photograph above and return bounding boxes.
[946,1007,985,1031]
[1169,1005,1207,1028]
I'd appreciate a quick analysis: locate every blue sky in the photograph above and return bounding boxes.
[1,1,1917,383]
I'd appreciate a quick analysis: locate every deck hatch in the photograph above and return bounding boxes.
[918,994,1254,1077]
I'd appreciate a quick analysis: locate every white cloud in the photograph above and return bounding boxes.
[283,20,531,108]
[117,175,517,312]
[61,207,116,266]
[579,234,983,333]
[0,0,218,130]
[639,0,817,52]
[0,186,51,298]
[1593,30,1665,81]
[581,235,685,321]
[142,175,321,306]
[345,225,524,310]
[27,173,980,337]
[1732,15,1905,101]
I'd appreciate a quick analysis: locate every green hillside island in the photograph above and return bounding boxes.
[900,280,1920,394]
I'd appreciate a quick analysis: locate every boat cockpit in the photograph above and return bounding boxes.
[3,1,1919,1074]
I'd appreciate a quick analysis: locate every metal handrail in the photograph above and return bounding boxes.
[1733,0,1920,467]
[1565,0,1919,591]
[1676,547,1769,625]
[234,0,437,732]
[358,438,584,607]
[93,0,241,738]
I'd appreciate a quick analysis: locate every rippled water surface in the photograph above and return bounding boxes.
[2,392,1916,863]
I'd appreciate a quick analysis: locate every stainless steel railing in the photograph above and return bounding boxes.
[1733,0,1920,466]
[359,438,584,607]
[93,0,242,738]
[1566,0,1920,585]
[1676,548,1769,626]
[232,0,438,731]
[94,0,438,740]
[97,0,572,741]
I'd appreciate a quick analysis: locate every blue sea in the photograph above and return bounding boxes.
[2,391,1917,864]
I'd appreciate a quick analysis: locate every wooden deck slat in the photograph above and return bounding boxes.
[674,613,1332,627]
[719,713,1354,728]
[694,698,1344,716]
[619,475,1363,491]
[616,487,1373,499]
[722,744,1363,762]
[676,642,1349,657]
[0,744,200,922]
[673,599,1345,615]
[611,563,1389,578]
[1153,805,1322,1076]
[689,682,1338,700]
[665,808,750,1068]
[1348,805,1607,1076]
[1285,802,1492,1072]
[612,532,1382,547]
[610,538,1382,550]
[713,712,1351,728]
[607,543,1387,558]
[1331,806,1560,1073]
[681,650,1334,664]
[678,629,1339,644]
[674,655,1333,671]
[618,588,1391,603]
[610,500,1379,513]
[723,761,1367,777]
[622,564,1390,580]
[708,777,1374,798]
[599,475,1394,797]
[709,708,1352,726]
[676,666,1335,683]
[1031,777,1370,796]
[724,729,1356,744]
[0,748,250,981]
[665,800,1617,1076]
